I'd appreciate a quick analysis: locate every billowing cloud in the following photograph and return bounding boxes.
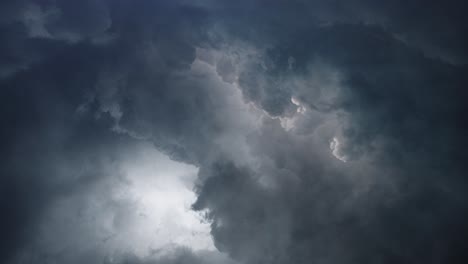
[1,1,467,264]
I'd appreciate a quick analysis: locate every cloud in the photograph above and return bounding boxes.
[0,1,247,263]
[190,2,468,263]
[1,1,467,264]
[111,247,237,264]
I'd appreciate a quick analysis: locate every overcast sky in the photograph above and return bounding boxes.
[1,1,467,263]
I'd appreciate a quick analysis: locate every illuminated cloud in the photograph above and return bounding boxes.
[1,1,467,264]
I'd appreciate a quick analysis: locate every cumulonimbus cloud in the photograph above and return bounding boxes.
[1,1,467,264]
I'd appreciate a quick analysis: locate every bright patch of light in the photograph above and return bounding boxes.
[115,145,215,255]
[30,144,214,261]
[291,97,306,114]
[279,97,306,131]
[330,137,348,162]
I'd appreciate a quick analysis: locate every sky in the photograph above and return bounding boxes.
[0,1,467,263]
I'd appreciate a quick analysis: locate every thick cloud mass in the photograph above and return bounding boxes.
[1,1,467,264]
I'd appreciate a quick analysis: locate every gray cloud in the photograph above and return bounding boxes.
[1,1,467,264]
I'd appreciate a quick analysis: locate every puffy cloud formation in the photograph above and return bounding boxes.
[1,0,467,264]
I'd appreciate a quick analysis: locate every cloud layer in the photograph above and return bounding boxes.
[1,1,467,263]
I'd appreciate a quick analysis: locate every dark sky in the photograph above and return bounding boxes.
[1,1,468,263]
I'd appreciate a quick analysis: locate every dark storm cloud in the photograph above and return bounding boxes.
[326,0,468,64]
[0,49,132,262]
[192,1,468,263]
[1,0,467,264]
[196,0,468,64]
[0,1,216,263]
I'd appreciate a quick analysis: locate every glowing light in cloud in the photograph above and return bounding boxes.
[110,143,215,255]
[28,143,215,261]
[280,97,307,131]
[330,137,348,162]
